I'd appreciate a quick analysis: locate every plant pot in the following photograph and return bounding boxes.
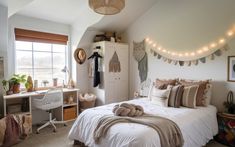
[13,84,20,94]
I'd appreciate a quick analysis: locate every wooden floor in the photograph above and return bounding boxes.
[13,121,227,147]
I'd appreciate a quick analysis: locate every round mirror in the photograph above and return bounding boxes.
[74,48,87,64]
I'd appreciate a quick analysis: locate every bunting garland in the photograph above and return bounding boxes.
[149,44,229,66]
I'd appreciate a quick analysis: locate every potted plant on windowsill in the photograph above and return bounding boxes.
[2,74,28,95]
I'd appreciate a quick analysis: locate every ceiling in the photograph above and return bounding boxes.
[17,0,88,24]
[91,0,157,33]
[4,0,158,33]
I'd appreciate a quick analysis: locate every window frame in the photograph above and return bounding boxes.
[14,40,69,87]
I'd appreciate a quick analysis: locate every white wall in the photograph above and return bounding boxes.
[75,28,103,93]
[123,0,235,112]
[0,4,8,118]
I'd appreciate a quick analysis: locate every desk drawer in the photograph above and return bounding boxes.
[63,106,77,121]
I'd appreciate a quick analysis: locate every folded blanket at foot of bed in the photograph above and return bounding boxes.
[93,115,184,147]
[112,103,144,117]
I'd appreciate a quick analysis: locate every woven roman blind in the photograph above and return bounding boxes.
[15,28,68,45]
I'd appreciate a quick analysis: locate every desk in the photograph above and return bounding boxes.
[3,88,80,123]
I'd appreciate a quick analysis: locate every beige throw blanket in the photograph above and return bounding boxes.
[112,103,144,117]
[93,115,184,147]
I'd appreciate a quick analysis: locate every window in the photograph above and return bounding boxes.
[14,28,69,87]
[15,41,67,87]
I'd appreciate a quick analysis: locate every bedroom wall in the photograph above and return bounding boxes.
[122,0,235,112]
[75,28,103,93]
[0,4,8,118]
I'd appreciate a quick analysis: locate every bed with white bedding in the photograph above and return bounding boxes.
[68,98,218,147]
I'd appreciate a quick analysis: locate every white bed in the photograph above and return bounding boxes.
[68,98,218,147]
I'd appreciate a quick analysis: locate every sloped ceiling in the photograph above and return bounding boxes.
[11,0,157,33]
[91,0,157,33]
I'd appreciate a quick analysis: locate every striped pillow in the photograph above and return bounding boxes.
[181,85,199,108]
[148,85,171,107]
[168,85,184,108]
[179,79,209,106]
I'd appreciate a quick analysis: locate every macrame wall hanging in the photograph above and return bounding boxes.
[109,51,121,72]
[133,40,148,82]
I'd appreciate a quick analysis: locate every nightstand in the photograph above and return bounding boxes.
[215,113,235,146]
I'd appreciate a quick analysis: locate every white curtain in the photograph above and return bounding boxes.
[7,25,16,78]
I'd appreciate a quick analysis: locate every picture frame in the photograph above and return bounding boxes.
[227,56,235,82]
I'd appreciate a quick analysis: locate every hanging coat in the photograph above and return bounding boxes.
[88,52,103,87]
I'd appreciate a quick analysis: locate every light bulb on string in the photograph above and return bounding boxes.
[203,46,209,51]
[219,38,225,44]
[210,43,217,48]
[227,31,234,37]
[197,49,203,54]
[190,52,195,56]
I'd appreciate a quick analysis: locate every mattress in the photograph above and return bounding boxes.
[68,98,218,147]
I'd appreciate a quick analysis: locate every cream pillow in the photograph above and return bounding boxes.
[203,84,212,106]
[148,85,171,107]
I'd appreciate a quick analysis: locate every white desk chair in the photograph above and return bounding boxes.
[33,88,65,133]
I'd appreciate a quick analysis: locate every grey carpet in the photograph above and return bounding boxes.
[13,121,227,147]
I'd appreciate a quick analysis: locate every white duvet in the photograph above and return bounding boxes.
[68,98,218,147]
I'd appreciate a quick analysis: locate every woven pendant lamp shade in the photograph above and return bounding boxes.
[89,0,125,15]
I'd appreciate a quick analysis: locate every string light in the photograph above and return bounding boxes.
[197,49,203,54]
[190,52,195,56]
[227,31,234,37]
[203,46,209,51]
[146,27,234,58]
[219,38,225,44]
[210,43,217,48]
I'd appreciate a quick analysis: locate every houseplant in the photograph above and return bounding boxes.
[2,74,28,94]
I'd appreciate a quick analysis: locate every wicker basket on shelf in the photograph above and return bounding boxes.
[79,93,96,112]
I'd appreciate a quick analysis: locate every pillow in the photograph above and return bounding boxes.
[148,85,171,107]
[179,79,209,106]
[203,84,212,106]
[155,79,177,89]
[181,85,199,108]
[168,85,184,108]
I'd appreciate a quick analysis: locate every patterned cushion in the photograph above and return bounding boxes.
[168,85,184,108]
[181,85,199,108]
[179,79,209,106]
[155,79,177,89]
[148,85,171,107]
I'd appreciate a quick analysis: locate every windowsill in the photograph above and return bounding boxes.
[21,86,64,92]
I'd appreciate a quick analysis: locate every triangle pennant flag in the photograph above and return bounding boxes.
[157,54,162,59]
[199,57,206,63]
[153,51,158,56]
[179,61,184,66]
[192,60,198,65]
[214,49,222,56]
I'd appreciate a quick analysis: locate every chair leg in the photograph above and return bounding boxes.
[50,122,57,132]
[37,121,50,133]
[36,111,65,133]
